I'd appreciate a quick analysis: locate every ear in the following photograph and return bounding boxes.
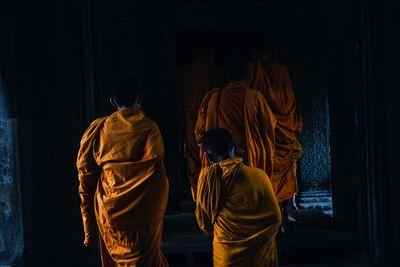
[110,98,118,109]
[134,96,143,109]
[204,151,215,164]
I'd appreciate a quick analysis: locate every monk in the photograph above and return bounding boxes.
[194,55,277,198]
[248,53,303,230]
[176,47,222,199]
[76,78,169,267]
[196,128,281,267]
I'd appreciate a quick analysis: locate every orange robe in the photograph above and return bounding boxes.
[77,109,169,267]
[195,81,276,179]
[176,56,221,190]
[196,157,281,267]
[248,58,303,203]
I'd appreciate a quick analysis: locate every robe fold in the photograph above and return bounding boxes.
[176,56,221,189]
[77,109,169,267]
[195,81,276,180]
[248,58,303,203]
[196,157,281,267]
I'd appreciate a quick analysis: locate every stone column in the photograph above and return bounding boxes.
[0,2,24,266]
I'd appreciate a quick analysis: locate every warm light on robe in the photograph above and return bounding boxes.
[196,157,281,267]
[176,56,222,190]
[77,109,169,267]
[195,82,277,180]
[248,58,303,203]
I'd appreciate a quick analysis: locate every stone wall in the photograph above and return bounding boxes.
[0,119,23,265]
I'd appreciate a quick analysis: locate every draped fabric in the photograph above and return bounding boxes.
[176,56,222,190]
[194,82,276,180]
[196,158,281,267]
[248,58,303,203]
[77,109,169,267]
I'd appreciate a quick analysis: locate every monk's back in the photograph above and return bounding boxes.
[215,164,281,241]
[95,109,163,164]
[217,82,246,149]
[196,158,281,267]
[88,109,169,231]
[77,79,170,266]
[218,82,246,142]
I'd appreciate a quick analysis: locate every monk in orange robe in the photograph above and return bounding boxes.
[76,78,169,267]
[194,55,276,196]
[176,48,222,199]
[196,128,281,267]
[248,54,303,229]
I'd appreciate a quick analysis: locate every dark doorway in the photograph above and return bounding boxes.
[118,1,364,266]
[171,2,333,216]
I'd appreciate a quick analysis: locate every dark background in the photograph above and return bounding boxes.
[0,0,399,266]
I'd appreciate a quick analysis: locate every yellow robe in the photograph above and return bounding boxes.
[196,157,281,267]
[248,59,303,203]
[77,109,169,267]
[195,82,276,180]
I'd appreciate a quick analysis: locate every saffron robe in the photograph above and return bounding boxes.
[77,109,169,267]
[196,157,281,267]
[248,59,303,203]
[195,81,276,180]
[176,56,222,189]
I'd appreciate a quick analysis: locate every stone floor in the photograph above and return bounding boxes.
[299,191,333,217]
[162,208,371,267]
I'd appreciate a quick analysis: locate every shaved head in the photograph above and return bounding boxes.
[112,77,143,107]
[202,128,235,162]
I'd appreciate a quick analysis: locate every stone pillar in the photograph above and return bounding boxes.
[0,118,24,266]
[0,2,24,265]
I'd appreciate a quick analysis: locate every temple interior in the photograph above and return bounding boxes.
[0,0,399,266]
